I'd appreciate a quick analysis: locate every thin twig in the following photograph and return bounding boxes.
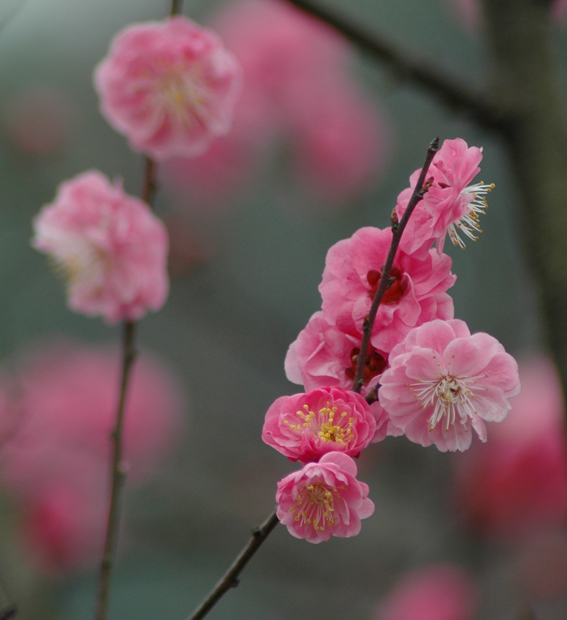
[284,0,502,131]
[170,0,185,16]
[352,137,439,393]
[142,158,157,205]
[187,510,279,620]
[95,321,138,620]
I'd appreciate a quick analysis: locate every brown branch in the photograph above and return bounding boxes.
[170,0,185,16]
[186,510,279,620]
[142,158,157,205]
[352,137,439,393]
[284,0,503,131]
[95,321,138,620]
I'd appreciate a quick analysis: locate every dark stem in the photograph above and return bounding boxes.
[284,0,502,131]
[352,137,439,393]
[142,158,157,205]
[170,0,185,16]
[186,511,279,620]
[94,321,138,620]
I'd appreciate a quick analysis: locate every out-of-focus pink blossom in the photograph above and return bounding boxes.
[320,227,456,353]
[32,170,169,324]
[0,340,184,574]
[379,319,520,452]
[373,564,478,620]
[276,451,374,543]
[453,357,567,536]
[396,138,491,255]
[291,87,387,203]
[4,86,76,155]
[167,0,388,207]
[262,386,376,462]
[94,16,242,161]
[284,311,394,442]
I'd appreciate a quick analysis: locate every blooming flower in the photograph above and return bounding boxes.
[32,170,169,323]
[0,339,184,573]
[276,451,374,543]
[379,319,520,452]
[284,311,394,442]
[373,564,478,620]
[262,386,376,462]
[94,16,242,161]
[396,138,493,255]
[453,357,567,536]
[320,226,456,353]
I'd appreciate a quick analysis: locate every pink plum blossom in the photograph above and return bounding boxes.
[453,357,567,536]
[262,386,376,462]
[0,339,183,574]
[320,226,456,353]
[284,311,393,442]
[94,16,242,161]
[396,138,492,255]
[32,170,169,323]
[373,564,478,620]
[276,451,374,543]
[379,319,520,452]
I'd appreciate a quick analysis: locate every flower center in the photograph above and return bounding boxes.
[290,482,337,531]
[367,267,407,304]
[157,64,209,126]
[284,403,355,445]
[448,181,494,249]
[410,373,481,431]
[345,347,387,385]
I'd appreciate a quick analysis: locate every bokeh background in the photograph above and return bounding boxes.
[0,0,565,619]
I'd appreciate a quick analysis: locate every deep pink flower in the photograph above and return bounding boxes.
[396,138,492,255]
[374,564,478,620]
[284,311,393,442]
[276,452,374,543]
[94,16,242,161]
[32,170,169,323]
[262,386,376,462]
[320,226,456,353]
[0,339,184,573]
[379,319,520,452]
[453,357,567,536]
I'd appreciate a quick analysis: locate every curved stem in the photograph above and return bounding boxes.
[186,511,279,620]
[352,137,439,393]
[170,0,185,16]
[95,321,138,620]
[284,0,502,131]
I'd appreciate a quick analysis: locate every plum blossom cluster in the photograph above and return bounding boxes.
[265,138,520,543]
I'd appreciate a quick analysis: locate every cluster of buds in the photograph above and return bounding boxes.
[263,138,521,542]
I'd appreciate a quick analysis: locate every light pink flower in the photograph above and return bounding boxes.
[320,226,456,353]
[374,564,478,620]
[32,170,169,323]
[396,138,491,255]
[262,386,376,462]
[284,311,393,442]
[379,319,520,452]
[0,339,184,574]
[453,357,567,536]
[94,16,242,161]
[276,451,374,543]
